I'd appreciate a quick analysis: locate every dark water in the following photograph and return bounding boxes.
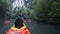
[0,19,60,34]
[0,19,14,34]
[25,20,60,34]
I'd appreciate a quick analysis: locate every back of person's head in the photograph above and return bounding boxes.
[15,17,24,28]
[19,14,22,17]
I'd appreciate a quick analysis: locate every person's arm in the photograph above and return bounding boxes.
[21,17,26,22]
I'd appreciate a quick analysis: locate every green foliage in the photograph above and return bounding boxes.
[0,0,12,18]
[32,0,60,23]
[11,7,30,19]
[0,0,11,18]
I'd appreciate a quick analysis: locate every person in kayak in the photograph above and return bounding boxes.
[15,15,24,28]
[6,15,30,34]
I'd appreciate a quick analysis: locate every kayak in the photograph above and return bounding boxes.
[6,24,30,34]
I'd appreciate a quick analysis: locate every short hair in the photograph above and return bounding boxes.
[15,17,23,28]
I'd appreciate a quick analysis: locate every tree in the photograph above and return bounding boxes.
[0,0,12,19]
[32,0,60,23]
